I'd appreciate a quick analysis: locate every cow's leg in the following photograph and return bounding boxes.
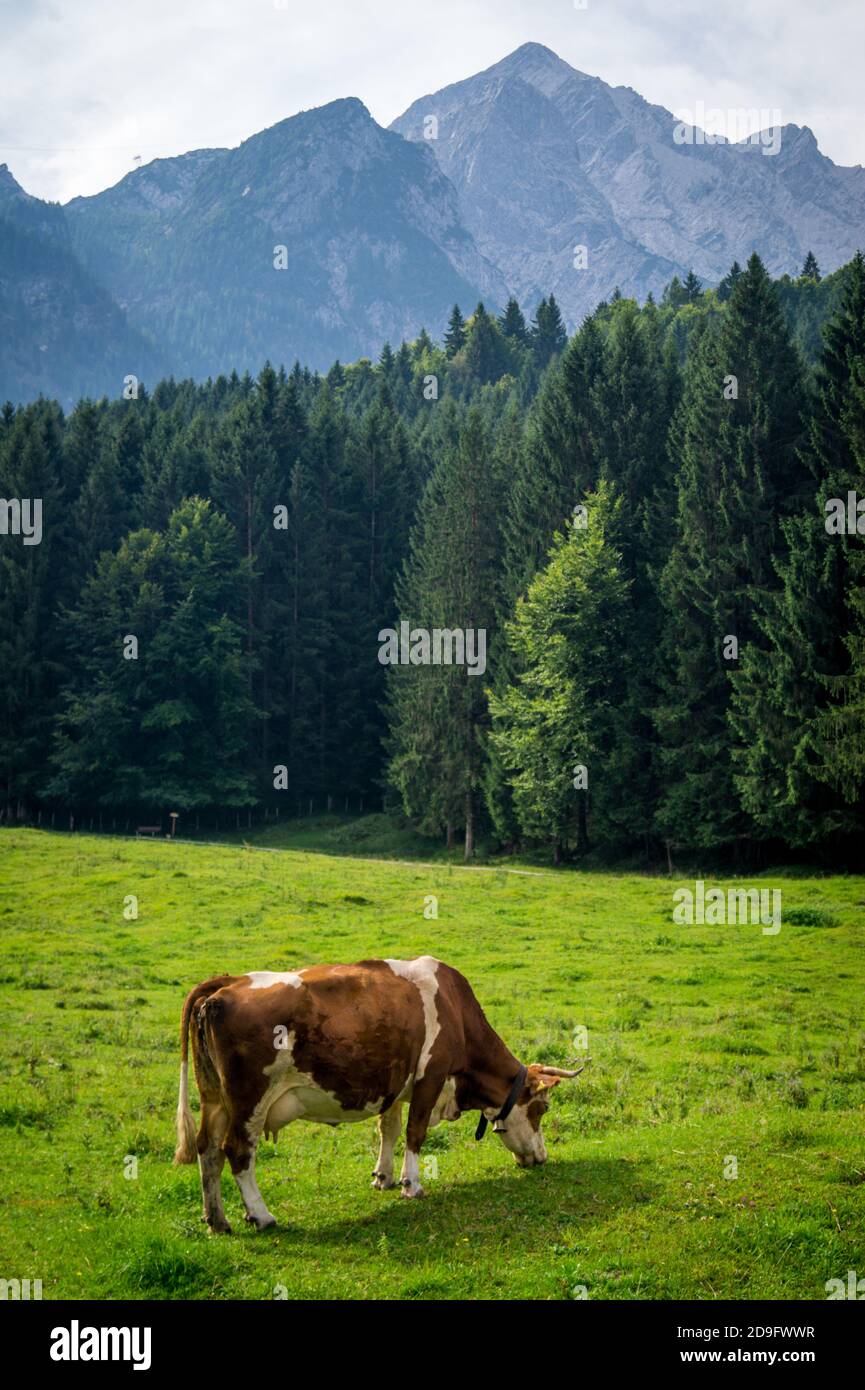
[197,1102,232,1234]
[400,1075,444,1199]
[372,1101,402,1190]
[224,1123,277,1231]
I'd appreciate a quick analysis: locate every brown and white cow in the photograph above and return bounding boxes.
[174,955,582,1232]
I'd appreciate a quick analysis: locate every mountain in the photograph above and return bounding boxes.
[0,165,162,407]
[390,42,865,326]
[63,98,506,381]
[3,44,864,405]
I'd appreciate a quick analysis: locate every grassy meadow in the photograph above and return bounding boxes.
[0,823,863,1300]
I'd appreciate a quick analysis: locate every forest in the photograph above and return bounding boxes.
[1,253,862,865]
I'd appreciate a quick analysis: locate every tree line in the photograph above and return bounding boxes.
[1,255,862,864]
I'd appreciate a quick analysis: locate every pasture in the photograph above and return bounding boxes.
[0,826,862,1300]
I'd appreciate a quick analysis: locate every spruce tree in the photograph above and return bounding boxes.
[268,458,331,807]
[530,295,568,368]
[49,499,257,813]
[490,482,630,861]
[729,252,865,845]
[463,303,514,385]
[593,301,679,847]
[499,297,528,343]
[346,384,417,799]
[683,269,703,303]
[387,408,502,858]
[661,276,687,309]
[716,261,742,303]
[502,315,606,602]
[654,254,808,853]
[444,305,467,358]
[0,405,65,815]
[801,251,822,282]
[817,549,865,806]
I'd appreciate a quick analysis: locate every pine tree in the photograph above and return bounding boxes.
[801,251,822,282]
[654,254,808,853]
[211,383,279,665]
[289,384,353,805]
[593,301,679,847]
[463,303,514,384]
[0,404,65,815]
[490,482,631,861]
[502,315,606,602]
[150,413,214,528]
[326,360,345,391]
[387,408,502,858]
[67,398,137,577]
[346,384,417,798]
[444,305,467,358]
[716,261,743,303]
[661,276,687,309]
[530,295,568,368]
[817,549,865,806]
[499,298,528,343]
[268,458,330,806]
[683,269,703,303]
[480,401,524,849]
[729,252,865,846]
[48,499,257,813]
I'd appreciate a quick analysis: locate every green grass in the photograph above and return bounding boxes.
[0,826,863,1300]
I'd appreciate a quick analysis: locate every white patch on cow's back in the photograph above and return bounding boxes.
[246,970,303,990]
[384,955,441,1080]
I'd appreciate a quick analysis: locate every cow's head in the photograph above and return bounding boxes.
[493,1064,583,1167]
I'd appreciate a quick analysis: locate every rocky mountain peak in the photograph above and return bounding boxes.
[0,163,31,204]
[391,45,865,329]
[488,40,586,90]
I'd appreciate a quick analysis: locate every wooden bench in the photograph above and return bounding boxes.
[136,825,162,838]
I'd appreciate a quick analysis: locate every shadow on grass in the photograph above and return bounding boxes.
[262,1157,652,1254]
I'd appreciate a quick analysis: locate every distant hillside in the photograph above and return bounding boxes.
[0,165,163,408]
[63,99,505,382]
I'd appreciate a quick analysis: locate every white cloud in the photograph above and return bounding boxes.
[1,0,862,203]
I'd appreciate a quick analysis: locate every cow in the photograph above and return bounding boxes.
[174,955,583,1232]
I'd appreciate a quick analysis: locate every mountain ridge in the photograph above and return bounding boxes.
[390,42,865,328]
[3,43,863,404]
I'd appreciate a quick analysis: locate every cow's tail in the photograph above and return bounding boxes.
[174,978,230,1165]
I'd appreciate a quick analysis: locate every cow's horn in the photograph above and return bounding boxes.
[534,1060,590,1078]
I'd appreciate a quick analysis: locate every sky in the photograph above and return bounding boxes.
[2,0,863,204]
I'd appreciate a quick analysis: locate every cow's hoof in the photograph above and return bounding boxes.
[244,1212,277,1231]
[371,1171,396,1191]
[207,1218,233,1235]
[400,1181,425,1199]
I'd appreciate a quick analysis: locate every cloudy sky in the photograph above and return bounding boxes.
[2,0,863,203]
